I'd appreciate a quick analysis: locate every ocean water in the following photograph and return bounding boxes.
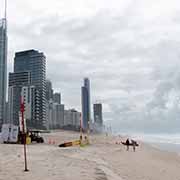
[116,132,180,153]
[131,134,180,154]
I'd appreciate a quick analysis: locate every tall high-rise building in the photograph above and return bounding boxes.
[21,86,40,129]
[47,100,54,129]
[46,79,53,101]
[0,0,7,129]
[14,50,47,129]
[64,109,81,129]
[47,100,64,129]
[93,103,103,126]
[9,72,31,86]
[8,71,31,125]
[81,78,91,130]
[54,104,64,128]
[53,92,61,104]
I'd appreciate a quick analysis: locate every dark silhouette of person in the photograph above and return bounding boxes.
[126,138,130,151]
[131,139,136,152]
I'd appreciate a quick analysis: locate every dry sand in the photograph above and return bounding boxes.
[0,130,180,180]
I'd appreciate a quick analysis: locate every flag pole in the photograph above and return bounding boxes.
[20,97,29,172]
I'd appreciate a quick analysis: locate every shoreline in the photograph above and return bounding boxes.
[144,141,180,155]
[114,132,180,155]
[45,130,180,159]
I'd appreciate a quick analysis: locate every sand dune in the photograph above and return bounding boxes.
[0,130,180,180]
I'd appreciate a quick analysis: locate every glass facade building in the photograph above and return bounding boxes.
[0,18,7,129]
[21,86,40,129]
[53,92,61,104]
[81,78,91,131]
[46,79,53,101]
[14,50,47,129]
[8,72,31,125]
[93,103,103,126]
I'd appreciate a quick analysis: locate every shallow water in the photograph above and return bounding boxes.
[150,142,180,153]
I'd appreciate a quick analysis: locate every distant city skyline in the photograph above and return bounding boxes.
[2,0,180,132]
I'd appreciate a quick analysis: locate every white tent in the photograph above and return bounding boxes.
[1,124,19,143]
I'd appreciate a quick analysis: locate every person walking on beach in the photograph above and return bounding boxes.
[131,139,136,152]
[126,138,130,151]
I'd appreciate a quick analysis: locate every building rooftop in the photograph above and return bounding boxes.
[15,49,43,57]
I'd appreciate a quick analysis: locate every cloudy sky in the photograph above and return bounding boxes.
[1,0,180,133]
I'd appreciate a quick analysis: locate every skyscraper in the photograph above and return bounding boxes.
[47,100,64,129]
[81,78,91,131]
[8,71,31,125]
[14,50,47,129]
[64,109,81,130]
[54,104,64,128]
[53,92,61,104]
[46,79,53,101]
[0,0,7,129]
[21,86,40,129]
[93,103,103,126]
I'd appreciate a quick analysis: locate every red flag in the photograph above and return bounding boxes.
[20,96,25,113]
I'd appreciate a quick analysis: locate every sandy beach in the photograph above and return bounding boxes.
[0,130,180,180]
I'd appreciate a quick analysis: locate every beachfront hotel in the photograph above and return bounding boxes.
[8,50,47,129]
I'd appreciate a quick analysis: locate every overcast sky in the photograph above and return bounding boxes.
[1,0,180,133]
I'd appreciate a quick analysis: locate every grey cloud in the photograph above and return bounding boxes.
[7,0,180,133]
